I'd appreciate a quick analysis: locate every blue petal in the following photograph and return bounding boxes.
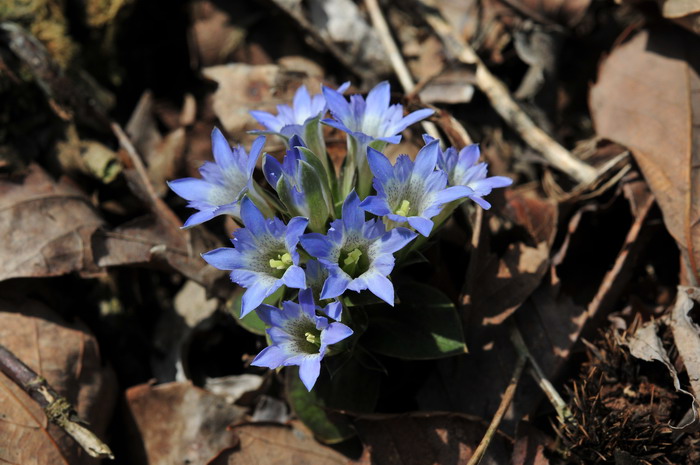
[360,195,391,216]
[321,118,352,134]
[300,233,334,260]
[324,301,343,321]
[201,247,241,270]
[240,197,268,236]
[322,86,352,125]
[364,272,395,306]
[168,178,212,201]
[182,209,217,228]
[377,227,417,254]
[251,345,289,369]
[247,136,266,175]
[285,216,310,249]
[322,322,353,346]
[250,110,283,132]
[336,81,351,94]
[321,272,351,299]
[469,195,492,210]
[297,288,317,320]
[254,304,279,326]
[263,155,283,190]
[364,81,390,122]
[393,108,435,134]
[298,356,322,391]
[211,128,235,171]
[341,192,364,231]
[408,216,434,237]
[366,147,394,183]
[282,265,306,289]
[376,135,402,145]
[435,185,472,204]
[293,85,311,118]
[413,139,440,179]
[241,280,279,317]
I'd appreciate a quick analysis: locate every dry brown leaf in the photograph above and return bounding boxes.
[210,421,350,464]
[0,297,115,465]
[671,287,700,397]
[353,413,511,465]
[0,164,104,282]
[510,0,592,27]
[125,381,245,465]
[590,27,700,282]
[91,215,220,287]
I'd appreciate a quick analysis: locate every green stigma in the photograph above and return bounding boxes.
[342,248,363,276]
[305,332,319,345]
[395,199,411,217]
[269,252,293,270]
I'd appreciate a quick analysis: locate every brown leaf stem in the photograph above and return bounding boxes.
[0,344,114,460]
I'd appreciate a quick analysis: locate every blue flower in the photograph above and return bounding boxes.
[322,81,434,198]
[359,139,470,237]
[300,192,417,305]
[262,135,332,232]
[427,136,513,209]
[322,81,433,145]
[251,288,353,391]
[250,82,350,139]
[304,259,329,303]
[168,128,265,227]
[201,198,309,317]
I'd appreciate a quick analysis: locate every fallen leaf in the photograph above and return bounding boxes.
[590,27,700,282]
[0,297,115,465]
[353,413,511,465]
[0,164,104,282]
[209,421,349,465]
[671,287,700,398]
[124,381,245,465]
[190,0,247,67]
[512,0,592,27]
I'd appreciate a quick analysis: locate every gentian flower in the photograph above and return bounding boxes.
[168,128,266,227]
[250,83,349,179]
[304,259,329,302]
[250,83,349,138]
[300,191,417,305]
[202,197,308,317]
[360,139,470,237]
[262,135,332,232]
[426,135,513,209]
[322,81,434,198]
[251,288,353,391]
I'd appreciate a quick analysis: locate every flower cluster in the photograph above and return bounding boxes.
[169,82,511,390]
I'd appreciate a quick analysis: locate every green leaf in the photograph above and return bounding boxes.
[361,282,468,359]
[298,147,334,211]
[301,116,331,177]
[227,286,285,336]
[276,176,302,218]
[286,353,381,443]
[299,160,331,232]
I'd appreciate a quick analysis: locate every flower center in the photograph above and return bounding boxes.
[394,199,411,217]
[340,247,369,278]
[305,332,320,346]
[269,252,293,270]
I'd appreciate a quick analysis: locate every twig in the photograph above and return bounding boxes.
[466,351,526,465]
[364,0,442,141]
[415,0,597,184]
[265,0,375,83]
[0,344,114,459]
[509,323,575,425]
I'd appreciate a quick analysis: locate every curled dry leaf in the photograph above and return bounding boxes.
[590,27,700,283]
[0,297,115,465]
[0,164,104,282]
[209,421,349,465]
[124,381,245,465]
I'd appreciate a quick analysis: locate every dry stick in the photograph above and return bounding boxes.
[364,0,442,141]
[416,0,597,184]
[466,351,526,465]
[509,323,575,425]
[0,344,114,459]
[266,0,375,83]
